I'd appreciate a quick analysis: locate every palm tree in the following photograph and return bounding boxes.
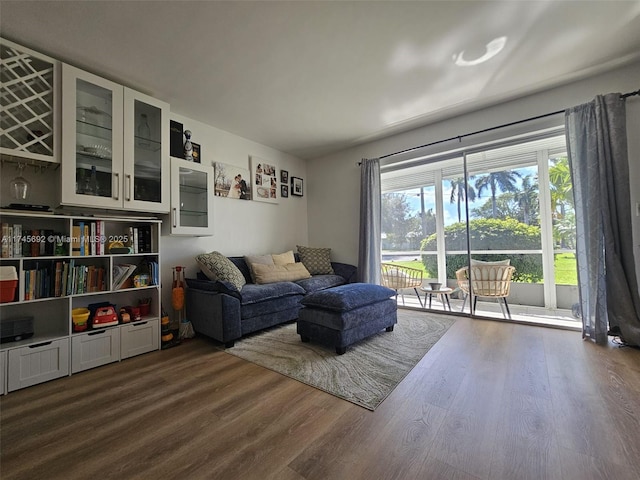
[474,170,522,218]
[513,174,539,225]
[449,177,476,222]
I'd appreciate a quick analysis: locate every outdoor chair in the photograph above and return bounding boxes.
[456,261,516,319]
[381,263,424,307]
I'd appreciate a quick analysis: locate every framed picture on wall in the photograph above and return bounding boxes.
[280,170,289,183]
[281,185,289,198]
[213,162,251,200]
[192,142,201,163]
[250,156,278,203]
[291,177,303,197]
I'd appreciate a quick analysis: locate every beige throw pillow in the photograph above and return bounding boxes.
[244,254,274,283]
[252,262,311,284]
[271,250,296,265]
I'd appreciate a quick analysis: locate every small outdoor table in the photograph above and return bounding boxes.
[420,286,453,311]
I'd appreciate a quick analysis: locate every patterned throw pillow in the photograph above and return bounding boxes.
[296,245,334,275]
[195,251,246,291]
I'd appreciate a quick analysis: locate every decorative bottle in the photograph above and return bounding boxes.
[183,130,193,161]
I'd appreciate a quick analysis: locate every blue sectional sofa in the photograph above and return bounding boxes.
[185,256,357,347]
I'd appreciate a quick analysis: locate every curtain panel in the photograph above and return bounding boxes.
[358,158,381,284]
[565,93,640,345]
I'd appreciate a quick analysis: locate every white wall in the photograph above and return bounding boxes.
[159,114,308,318]
[307,61,640,289]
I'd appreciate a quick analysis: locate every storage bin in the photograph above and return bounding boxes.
[0,266,18,303]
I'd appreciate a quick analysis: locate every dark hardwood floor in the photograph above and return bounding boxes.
[2,315,640,479]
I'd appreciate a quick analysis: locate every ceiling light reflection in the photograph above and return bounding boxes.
[453,36,507,67]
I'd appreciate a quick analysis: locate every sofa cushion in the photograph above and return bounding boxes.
[240,282,306,306]
[244,254,274,282]
[297,245,334,275]
[195,251,246,291]
[295,274,346,294]
[253,262,311,284]
[302,283,395,312]
[227,257,253,284]
[272,250,296,265]
[185,277,241,299]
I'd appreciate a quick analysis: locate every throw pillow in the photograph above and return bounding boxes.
[296,245,334,275]
[271,250,295,266]
[195,251,246,291]
[252,262,311,284]
[244,254,274,283]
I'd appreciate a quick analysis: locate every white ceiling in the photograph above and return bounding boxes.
[2,1,640,160]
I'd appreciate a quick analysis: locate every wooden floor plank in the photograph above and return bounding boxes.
[2,315,640,479]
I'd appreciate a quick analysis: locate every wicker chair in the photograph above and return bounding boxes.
[456,263,516,319]
[381,263,424,307]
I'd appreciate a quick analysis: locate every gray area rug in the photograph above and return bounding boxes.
[226,309,456,410]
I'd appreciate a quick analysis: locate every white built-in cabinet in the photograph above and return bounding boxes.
[61,64,170,213]
[0,211,161,393]
[0,38,60,164]
[168,156,214,236]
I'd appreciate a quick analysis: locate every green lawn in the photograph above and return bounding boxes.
[389,253,578,285]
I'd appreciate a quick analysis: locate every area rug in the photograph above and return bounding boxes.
[225,309,456,410]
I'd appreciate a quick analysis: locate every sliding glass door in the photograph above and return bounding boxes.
[381,130,579,326]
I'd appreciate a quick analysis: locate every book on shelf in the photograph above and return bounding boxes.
[113,263,137,290]
[72,225,81,256]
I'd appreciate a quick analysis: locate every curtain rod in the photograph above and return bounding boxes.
[373,88,640,162]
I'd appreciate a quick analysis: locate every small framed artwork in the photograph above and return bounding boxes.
[250,155,278,203]
[280,170,289,183]
[192,142,201,163]
[291,177,303,197]
[281,184,289,198]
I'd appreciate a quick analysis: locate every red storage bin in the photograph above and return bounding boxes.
[0,266,18,303]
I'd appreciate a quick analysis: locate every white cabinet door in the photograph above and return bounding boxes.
[121,319,159,359]
[62,64,124,209]
[7,338,70,392]
[0,350,6,395]
[71,328,120,373]
[169,157,214,236]
[0,38,60,164]
[62,65,170,213]
[123,88,170,213]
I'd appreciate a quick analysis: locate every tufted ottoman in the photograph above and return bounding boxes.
[297,283,397,354]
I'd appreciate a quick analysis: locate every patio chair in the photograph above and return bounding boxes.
[381,263,424,307]
[456,261,516,319]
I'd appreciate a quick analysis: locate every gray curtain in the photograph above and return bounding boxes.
[565,93,640,345]
[358,158,381,284]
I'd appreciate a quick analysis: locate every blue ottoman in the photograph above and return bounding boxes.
[297,283,397,354]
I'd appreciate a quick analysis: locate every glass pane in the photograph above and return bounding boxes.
[441,168,471,283]
[549,155,578,286]
[133,100,162,203]
[75,79,113,198]
[179,167,208,228]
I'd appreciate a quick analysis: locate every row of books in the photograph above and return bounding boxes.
[111,260,159,290]
[24,260,106,300]
[72,222,154,256]
[2,223,62,258]
[73,220,105,256]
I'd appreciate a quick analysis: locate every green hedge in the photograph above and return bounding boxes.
[420,218,543,282]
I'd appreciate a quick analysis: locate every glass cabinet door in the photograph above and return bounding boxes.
[170,157,214,236]
[123,89,169,213]
[62,64,123,209]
